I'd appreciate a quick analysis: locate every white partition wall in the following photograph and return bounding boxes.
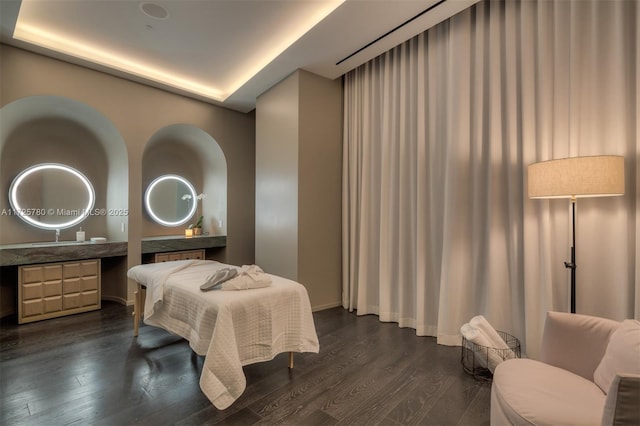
[256,70,342,311]
[255,73,300,281]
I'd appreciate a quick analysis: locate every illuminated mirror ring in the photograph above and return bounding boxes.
[9,163,96,230]
[145,174,197,227]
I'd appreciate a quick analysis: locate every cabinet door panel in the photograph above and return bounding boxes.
[81,291,99,307]
[81,276,98,292]
[63,278,81,295]
[43,265,63,281]
[43,280,62,298]
[63,293,81,310]
[43,296,62,313]
[80,261,98,276]
[23,283,43,300]
[22,267,43,284]
[63,263,80,279]
[22,299,43,317]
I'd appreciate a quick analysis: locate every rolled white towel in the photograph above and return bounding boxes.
[470,315,510,350]
[461,323,495,347]
[461,322,511,373]
[461,323,489,369]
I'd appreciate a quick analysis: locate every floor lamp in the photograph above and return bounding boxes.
[527,155,625,313]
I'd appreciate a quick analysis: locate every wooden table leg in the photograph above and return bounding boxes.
[133,286,140,337]
[288,352,294,369]
[133,284,145,337]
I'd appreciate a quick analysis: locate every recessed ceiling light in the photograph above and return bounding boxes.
[139,2,169,20]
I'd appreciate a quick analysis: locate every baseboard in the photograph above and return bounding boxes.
[101,295,128,306]
[0,307,16,318]
[311,301,342,312]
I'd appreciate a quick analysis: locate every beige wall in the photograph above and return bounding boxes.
[256,70,342,310]
[1,117,110,243]
[0,45,256,308]
[255,72,300,280]
[297,70,343,311]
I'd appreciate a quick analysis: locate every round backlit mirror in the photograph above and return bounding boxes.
[145,174,197,226]
[9,163,96,230]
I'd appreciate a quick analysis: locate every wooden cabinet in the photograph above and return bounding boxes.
[154,249,205,263]
[18,259,101,324]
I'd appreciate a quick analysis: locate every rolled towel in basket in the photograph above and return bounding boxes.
[461,323,489,369]
[470,315,517,363]
[460,323,511,373]
[470,315,510,349]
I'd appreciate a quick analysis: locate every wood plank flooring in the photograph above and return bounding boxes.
[0,302,491,425]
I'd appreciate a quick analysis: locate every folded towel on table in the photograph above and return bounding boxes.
[219,264,272,290]
[200,268,238,291]
[202,265,272,291]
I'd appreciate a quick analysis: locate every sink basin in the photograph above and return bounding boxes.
[31,241,84,246]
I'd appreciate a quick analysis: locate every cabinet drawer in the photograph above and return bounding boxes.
[22,265,63,283]
[182,251,204,260]
[154,250,205,262]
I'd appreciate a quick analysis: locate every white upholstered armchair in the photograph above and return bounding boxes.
[490,311,640,425]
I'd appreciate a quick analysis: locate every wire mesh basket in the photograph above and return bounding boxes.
[461,330,521,382]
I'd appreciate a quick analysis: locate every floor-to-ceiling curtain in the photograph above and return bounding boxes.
[342,0,638,357]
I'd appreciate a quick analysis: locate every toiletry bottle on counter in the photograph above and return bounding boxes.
[76,227,85,242]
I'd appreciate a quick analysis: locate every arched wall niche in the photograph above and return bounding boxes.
[142,124,227,237]
[0,95,129,244]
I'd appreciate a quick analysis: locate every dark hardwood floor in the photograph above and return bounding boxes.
[0,302,491,426]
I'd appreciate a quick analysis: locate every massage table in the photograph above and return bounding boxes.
[127,260,320,409]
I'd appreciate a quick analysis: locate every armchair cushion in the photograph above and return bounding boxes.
[492,358,606,425]
[593,320,640,393]
[540,312,620,380]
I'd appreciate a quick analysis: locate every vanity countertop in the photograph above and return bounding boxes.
[1,235,227,266]
[0,240,128,266]
[141,234,226,254]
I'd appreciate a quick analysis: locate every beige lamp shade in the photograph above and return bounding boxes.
[528,155,625,199]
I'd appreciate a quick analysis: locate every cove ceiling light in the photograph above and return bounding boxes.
[12,0,346,103]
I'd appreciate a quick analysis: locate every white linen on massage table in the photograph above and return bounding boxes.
[127,260,320,409]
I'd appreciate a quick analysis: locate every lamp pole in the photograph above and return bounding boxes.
[564,198,577,313]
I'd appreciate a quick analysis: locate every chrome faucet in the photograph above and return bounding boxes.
[55,229,60,243]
